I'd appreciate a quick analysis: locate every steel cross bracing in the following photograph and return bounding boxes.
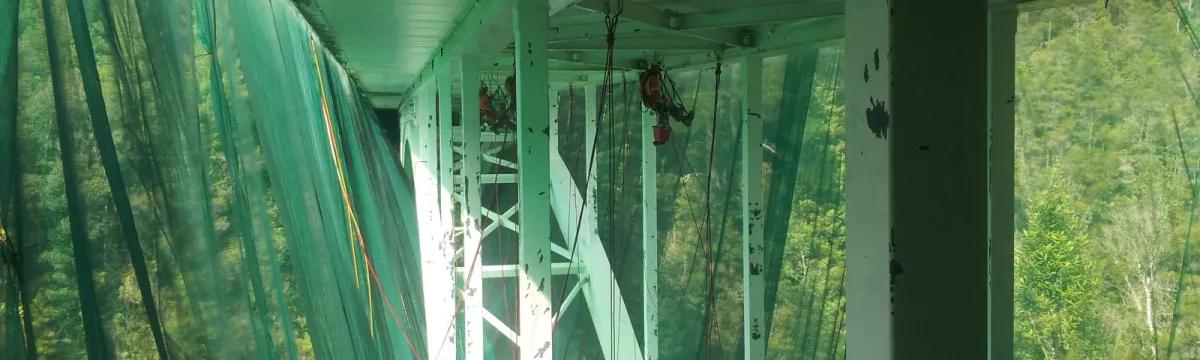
[405,11,646,358]
[442,80,648,360]
[395,1,787,359]
[409,60,771,360]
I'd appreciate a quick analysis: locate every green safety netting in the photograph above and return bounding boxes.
[0,0,426,358]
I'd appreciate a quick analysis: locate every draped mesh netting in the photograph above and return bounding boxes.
[0,0,425,358]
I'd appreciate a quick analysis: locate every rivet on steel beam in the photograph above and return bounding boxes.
[668,14,683,29]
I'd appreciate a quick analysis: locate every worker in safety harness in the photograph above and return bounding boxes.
[478,76,517,132]
[640,64,693,145]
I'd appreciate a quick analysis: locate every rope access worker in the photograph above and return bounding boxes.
[478,76,518,132]
[640,64,694,145]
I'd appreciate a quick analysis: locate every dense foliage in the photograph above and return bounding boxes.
[1014,1,1200,358]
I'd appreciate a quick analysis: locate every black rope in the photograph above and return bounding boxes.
[698,54,724,359]
[556,2,623,358]
[556,0,623,310]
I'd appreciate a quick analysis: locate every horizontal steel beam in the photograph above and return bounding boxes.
[550,35,724,51]
[452,127,513,142]
[482,309,520,345]
[400,0,580,102]
[456,173,519,185]
[454,145,519,169]
[572,0,746,47]
[549,22,668,43]
[457,263,578,278]
[681,2,842,30]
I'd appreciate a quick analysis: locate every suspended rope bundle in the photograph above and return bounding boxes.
[697,53,725,358]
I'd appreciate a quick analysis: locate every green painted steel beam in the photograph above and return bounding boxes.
[740,55,766,360]
[550,36,724,51]
[681,2,842,30]
[641,103,660,359]
[457,54,486,360]
[549,22,674,43]
[571,0,745,47]
[513,0,555,358]
[987,2,1017,359]
[845,0,992,358]
[546,81,644,359]
[412,79,458,360]
[399,0,579,105]
[459,263,578,278]
[536,17,842,72]
[844,0,893,357]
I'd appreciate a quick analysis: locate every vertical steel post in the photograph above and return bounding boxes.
[417,78,457,359]
[437,59,459,359]
[438,58,455,239]
[845,0,990,358]
[459,54,486,360]
[740,55,766,360]
[550,85,561,151]
[641,104,659,360]
[545,84,644,360]
[988,2,1018,359]
[585,85,599,249]
[845,1,894,357]
[513,0,553,357]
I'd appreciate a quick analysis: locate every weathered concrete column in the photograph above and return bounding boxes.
[844,0,992,359]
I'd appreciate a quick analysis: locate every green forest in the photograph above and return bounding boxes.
[1013,1,1200,359]
[3,0,1200,359]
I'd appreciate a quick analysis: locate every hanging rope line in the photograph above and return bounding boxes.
[610,73,639,355]
[698,53,724,359]
[670,68,715,308]
[1163,109,1198,360]
[311,38,423,359]
[556,0,623,317]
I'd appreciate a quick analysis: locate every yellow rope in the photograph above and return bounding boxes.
[310,37,375,337]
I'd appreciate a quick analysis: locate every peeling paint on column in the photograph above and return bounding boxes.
[642,100,660,360]
[846,0,895,357]
[889,229,902,316]
[514,0,553,358]
[741,55,766,360]
[867,97,890,139]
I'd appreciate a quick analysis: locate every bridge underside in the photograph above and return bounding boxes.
[315,0,1067,358]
